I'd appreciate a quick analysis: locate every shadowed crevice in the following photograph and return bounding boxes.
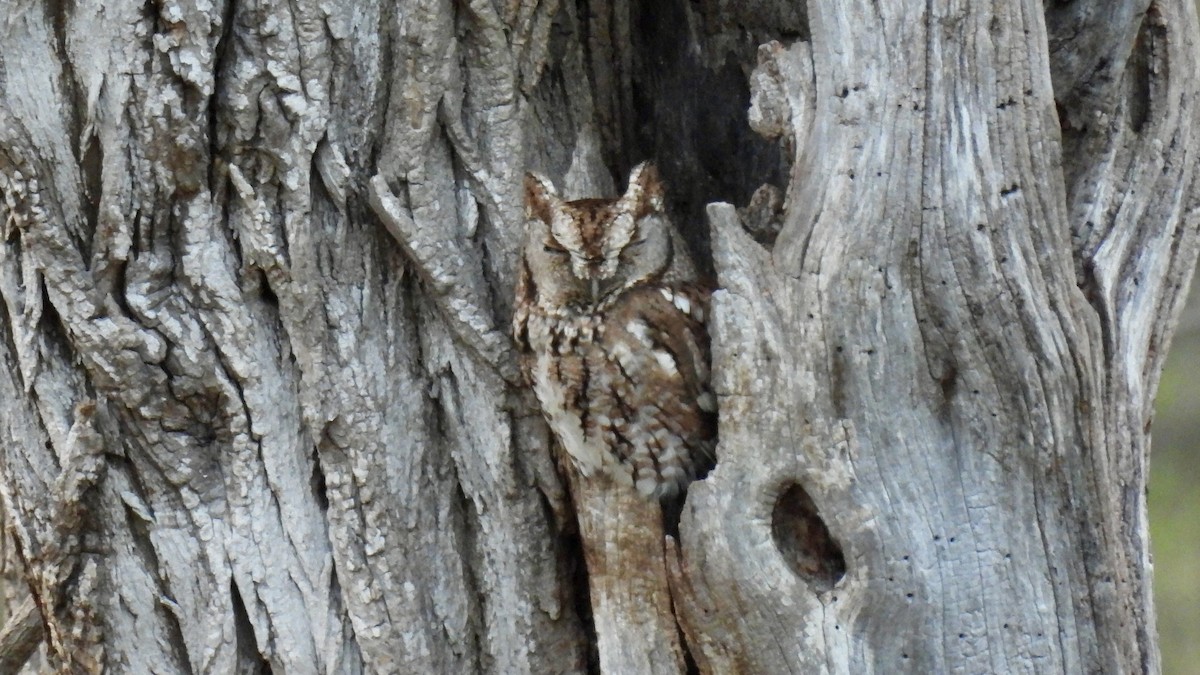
[563,520,600,674]
[231,580,272,674]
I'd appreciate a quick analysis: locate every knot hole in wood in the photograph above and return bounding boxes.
[771,482,846,590]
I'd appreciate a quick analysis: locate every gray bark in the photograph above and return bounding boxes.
[0,0,1196,674]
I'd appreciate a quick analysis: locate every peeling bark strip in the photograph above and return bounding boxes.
[0,1,1196,674]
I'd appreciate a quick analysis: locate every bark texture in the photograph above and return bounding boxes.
[0,0,1196,673]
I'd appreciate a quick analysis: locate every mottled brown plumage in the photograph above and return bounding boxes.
[513,163,716,498]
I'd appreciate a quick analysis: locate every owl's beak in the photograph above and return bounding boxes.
[590,277,599,302]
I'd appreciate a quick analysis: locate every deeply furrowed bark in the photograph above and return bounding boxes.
[0,0,1196,672]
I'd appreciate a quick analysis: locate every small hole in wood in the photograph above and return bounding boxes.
[771,483,846,589]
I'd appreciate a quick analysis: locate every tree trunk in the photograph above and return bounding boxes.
[0,0,1196,673]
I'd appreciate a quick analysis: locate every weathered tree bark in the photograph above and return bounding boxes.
[0,0,1195,674]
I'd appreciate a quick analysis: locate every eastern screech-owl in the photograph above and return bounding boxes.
[513,163,716,499]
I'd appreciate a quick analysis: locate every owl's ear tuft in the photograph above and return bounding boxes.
[524,172,560,224]
[625,162,665,217]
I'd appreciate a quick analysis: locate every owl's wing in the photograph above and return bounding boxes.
[597,281,715,485]
[639,285,713,412]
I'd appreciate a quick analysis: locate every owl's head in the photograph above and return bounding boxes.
[523,163,674,307]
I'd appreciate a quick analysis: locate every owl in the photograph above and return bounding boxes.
[513,162,717,499]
